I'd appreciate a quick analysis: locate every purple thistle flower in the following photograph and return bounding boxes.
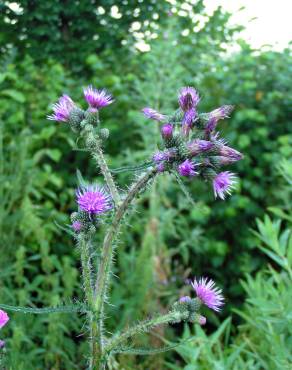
[178,87,200,111]
[214,156,239,165]
[142,107,166,122]
[161,123,173,138]
[213,171,237,200]
[209,105,234,120]
[0,310,9,329]
[76,185,112,215]
[179,296,192,303]
[152,151,166,163]
[188,139,214,156]
[152,149,176,163]
[219,145,243,161]
[191,277,224,312]
[178,160,198,177]
[83,86,113,110]
[72,221,82,232]
[47,95,76,122]
[205,105,234,133]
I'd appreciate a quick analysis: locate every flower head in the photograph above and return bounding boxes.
[152,149,176,163]
[213,171,237,200]
[142,107,166,122]
[191,277,224,312]
[205,105,234,133]
[178,159,198,177]
[161,123,173,138]
[83,86,113,110]
[76,185,112,215]
[47,95,76,122]
[188,139,214,156]
[179,87,200,111]
[0,310,9,329]
[219,145,243,161]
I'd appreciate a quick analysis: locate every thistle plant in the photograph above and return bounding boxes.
[1,85,243,369]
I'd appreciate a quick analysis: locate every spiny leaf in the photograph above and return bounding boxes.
[112,336,196,356]
[0,303,87,315]
[54,221,75,236]
[110,161,153,174]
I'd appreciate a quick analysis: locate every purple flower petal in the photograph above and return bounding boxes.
[83,86,113,109]
[178,159,198,177]
[213,171,237,200]
[47,95,76,122]
[142,107,166,122]
[0,310,9,329]
[191,277,224,312]
[76,185,112,215]
[179,87,200,111]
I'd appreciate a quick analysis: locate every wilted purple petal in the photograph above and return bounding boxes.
[188,139,214,156]
[179,87,200,111]
[142,107,166,121]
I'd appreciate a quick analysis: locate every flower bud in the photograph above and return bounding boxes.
[161,123,173,139]
[99,128,110,141]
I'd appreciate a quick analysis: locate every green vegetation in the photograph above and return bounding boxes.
[0,1,291,369]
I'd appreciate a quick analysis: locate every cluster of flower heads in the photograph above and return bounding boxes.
[143,87,243,200]
[48,86,115,233]
[0,309,9,349]
[47,85,113,124]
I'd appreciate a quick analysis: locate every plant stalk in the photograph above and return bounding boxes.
[93,168,157,365]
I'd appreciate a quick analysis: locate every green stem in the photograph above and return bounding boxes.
[93,168,157,362]
[91,140,120,206]
[105,311,184,355]
[78,236,97,369]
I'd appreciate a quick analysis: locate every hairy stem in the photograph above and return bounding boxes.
[82,124,120,206]
[105,311,185,355]
[91,140,120,206]
[78,236,97,369]
[93,168,157,363]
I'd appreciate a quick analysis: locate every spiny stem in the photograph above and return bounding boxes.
[78,236,94,306]
[105,311,184,355]
[77,236,97,368]
[92,140,120,206]
[93,168,157,357]
[82,123,120,206]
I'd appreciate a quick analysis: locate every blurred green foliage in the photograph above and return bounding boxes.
[0,0,291,368]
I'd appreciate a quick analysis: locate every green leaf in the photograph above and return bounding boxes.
[1,89,26,103]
